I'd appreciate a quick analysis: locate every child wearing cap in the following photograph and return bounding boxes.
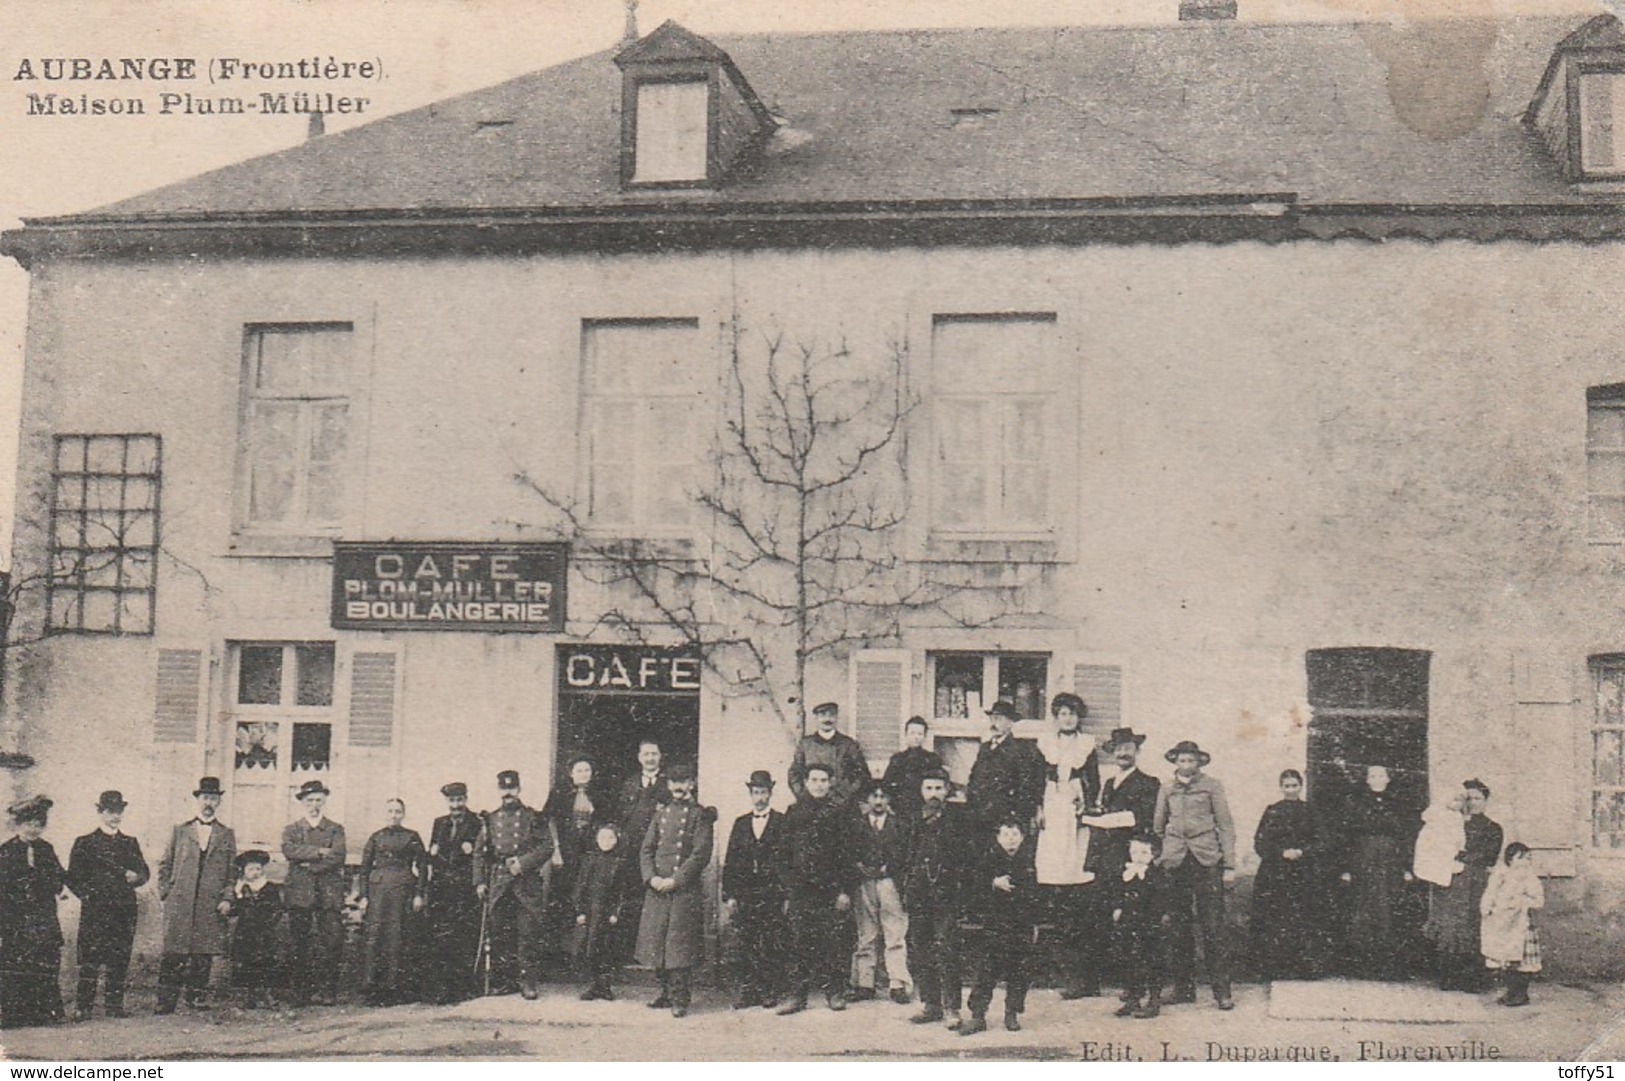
[228,851,285,1009]
[1111,833,1169,1019]
[573,822,638,1001]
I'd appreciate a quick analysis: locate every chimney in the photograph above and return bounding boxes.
[306,110,325,140]
[622,0,640,46]
[1179,0,1237,19]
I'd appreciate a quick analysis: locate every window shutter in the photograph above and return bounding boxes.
[1072,662,1123,731]
[348,651,399,748]
[850,650,911,762]
[154,647,206,743]
[1514,653,1578,876]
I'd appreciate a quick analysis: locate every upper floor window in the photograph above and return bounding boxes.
[1592,655,1625,848]
[931,314,1056,534]
[1587,384,1625,542]
[583,319,703,531]
[1580,70,1625,177]
[238,323,354,535]
[46,433,160,635]
[634,80,709,183]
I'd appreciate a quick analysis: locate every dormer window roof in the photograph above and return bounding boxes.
[1526,14,1625,183]
[615,21,775,189]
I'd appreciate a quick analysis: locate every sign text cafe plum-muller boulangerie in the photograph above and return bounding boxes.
[331,542,568,631]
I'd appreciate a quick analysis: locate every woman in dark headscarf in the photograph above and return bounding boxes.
[1424,779,1502,991]
[1338,765,1418,979]
[1248,769,1328,979]
[0,796,68,1028]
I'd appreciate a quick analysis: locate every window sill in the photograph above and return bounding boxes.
[227,534,337,559]
[922,533,1063,564]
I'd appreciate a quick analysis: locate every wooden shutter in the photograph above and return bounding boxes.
[154,647,206,743]
[1513,652,1579,877]
[348,651,399,748]
[1072,662,1123,732]
[850,650,911,761]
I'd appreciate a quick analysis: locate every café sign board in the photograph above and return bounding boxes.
[332,542,567,632]
[558,644,703,696]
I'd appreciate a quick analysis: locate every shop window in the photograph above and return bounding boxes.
[930,652,1048,723]
[582,319,703,532]
[238,323,354,535]
[1591,656,1625,848]
[45,434,160,635]
[1587,384,1625,541]
[931,314,1055,534]
[230,641,338,849]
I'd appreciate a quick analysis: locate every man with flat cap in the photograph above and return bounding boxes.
[722,769,788,1009]
[67,790,149,1020]
[282,779,347,1006]
[157,777,236,1014]
[474,769,553,998]
[423,781,484,1004]
[788,702,872,809]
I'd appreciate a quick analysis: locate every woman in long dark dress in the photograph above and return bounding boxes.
[358,798,427,1006]
[1248,770,1327,980]
[543,756,607,954]
[1338,764,1417,979]
[1425,778,1502,992]
[0,796,68,1028]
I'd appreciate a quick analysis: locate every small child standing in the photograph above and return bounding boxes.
[961,817,1037,1035]
[1480,841,1543,1007]
[228,850,285,1009]
[574,823,637,1001]
[1112,833,1168,1019]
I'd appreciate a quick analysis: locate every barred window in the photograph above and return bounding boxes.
[47,434,160,635]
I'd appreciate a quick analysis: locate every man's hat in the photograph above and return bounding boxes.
[746,770,775,790]
[1108,728,1148,750]
[1164,740,1212,767]
[921,765,950,784]
[95,790,128,813]
[440,782,468,799]
[8,795,52,824]
[811,701,840,716]
[987,700,1021,721]
[667,761,697,783]
[193,777,224,797]
[497,770,521,790]
[236,849,271,870]
[296,779,331,800]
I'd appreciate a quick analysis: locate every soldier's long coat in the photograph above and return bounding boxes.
[635,800,715,970]
[158,819,237,955]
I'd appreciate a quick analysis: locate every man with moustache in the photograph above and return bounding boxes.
[788,703,872,809]
[722,770,788,1009]
[902,766,972,1030]
[474,769,553,999]
[965,700,1046,832]
[423,781,483,1004]
[635,761,715,1019]
[156,777,236,1014]
[617,740,669,939]
[1153,740,1237,1011]
[1080,728,1162,995]
[282,780,348,1006]
[67,790,149,1021]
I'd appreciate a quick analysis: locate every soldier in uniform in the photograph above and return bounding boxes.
[156,777,236,1014]
[67,790,149,1021]
[722,769,788,1009]
[423,781,483,1004]
[474,769,554,999]
[776,763,860,1014]
[902,766,971,1030]
[634,761,715,1018]
[281,779,348,1006]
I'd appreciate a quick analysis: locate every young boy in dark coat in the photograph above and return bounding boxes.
[228,850,285,1008]
[961,816,1038,1035]
[1111,832,1169,1019]
[574,822,638,1001]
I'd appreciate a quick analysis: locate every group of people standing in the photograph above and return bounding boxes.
[0,695,1547,1030]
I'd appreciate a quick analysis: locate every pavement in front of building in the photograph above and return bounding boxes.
[1,978,1622,1062]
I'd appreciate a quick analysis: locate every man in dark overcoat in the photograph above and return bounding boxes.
[473,769,553,998]
[635,761,715,1018]
[616,740,668,944]
[902,766,972,1029]
[423,781,483,1004]
[67,790,149,1020]
[156,777,236,1014]
[722,769,788,1009]
[965,701,1046,831]
[775,763,860,1014]
[1078,727,1162,995]
[788,702,871,808]
[281,779,347,1006]
[882,717,945,822]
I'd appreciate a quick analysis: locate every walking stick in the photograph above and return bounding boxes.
[474,885,492,996]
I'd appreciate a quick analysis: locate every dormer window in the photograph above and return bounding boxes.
[1580,70,1625,177]
[616,21,775,190]
[634,79,710,183]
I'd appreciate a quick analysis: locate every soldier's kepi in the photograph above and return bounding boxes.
[473,769,553,1000]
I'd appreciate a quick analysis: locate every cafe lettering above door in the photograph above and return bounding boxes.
[332,542,567,632]
[560,645,703,696]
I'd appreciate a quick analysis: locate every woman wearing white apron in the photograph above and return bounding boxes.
[1034,692,1105,999]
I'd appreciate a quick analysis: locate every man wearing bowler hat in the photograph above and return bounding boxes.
[1153,739,1236,1010]
[67,790,150,1020]
[722,769,788,1009]
[282,779,347,1006]
[424,781,484,1004]
[965,700,1046,832]
[156,777,236,1014]
[474,769,553,998]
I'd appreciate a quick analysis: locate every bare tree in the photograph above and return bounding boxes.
[517,325,1026,743]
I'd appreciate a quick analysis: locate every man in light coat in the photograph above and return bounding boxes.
[282,779,348,1006]
[156,777,236,1014]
